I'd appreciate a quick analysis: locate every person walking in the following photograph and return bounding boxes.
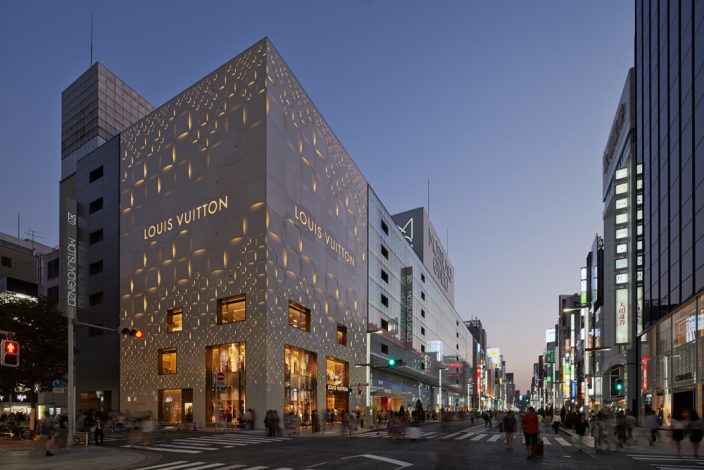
[574,413,589,452]
[521,407,540,460]
[646,409,659,446]
[690,410,703,457]
[40,412,56,457]
[94,415,105,445]
[591,414,605,453]
[672,411,688,457]
[503,411,517,451]
[552,413,561,434]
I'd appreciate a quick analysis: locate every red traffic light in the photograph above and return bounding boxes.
[120,327,144,339]
[1,340,19,367]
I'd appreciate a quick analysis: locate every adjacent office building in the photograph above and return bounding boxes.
[59,62,154,412]
[637,1,704,421]
[368,193,472,412]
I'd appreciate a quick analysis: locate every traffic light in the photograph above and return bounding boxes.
[121,327,144,339]
[387,358,396,367]
[615,379,623,392]
[1,339,20,367]
[348,388,353,397]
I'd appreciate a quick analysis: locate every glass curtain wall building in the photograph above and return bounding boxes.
[638,1,704,421]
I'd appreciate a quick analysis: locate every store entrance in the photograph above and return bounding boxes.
[673,390,694,420]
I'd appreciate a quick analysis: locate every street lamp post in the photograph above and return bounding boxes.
[353,328,384,425]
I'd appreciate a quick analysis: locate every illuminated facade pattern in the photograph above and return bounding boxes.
[119,39,367,423]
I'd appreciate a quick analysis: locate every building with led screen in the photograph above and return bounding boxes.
[118,39,368,425]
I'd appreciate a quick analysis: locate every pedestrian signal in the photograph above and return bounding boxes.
[387,358,396,367]
[615,378,623,392]
[1,339,19,367]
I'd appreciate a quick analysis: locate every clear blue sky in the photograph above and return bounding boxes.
[0,0,633,392]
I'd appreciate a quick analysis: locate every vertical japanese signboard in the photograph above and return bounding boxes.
[400,267,413,349]
[616,288,629,344]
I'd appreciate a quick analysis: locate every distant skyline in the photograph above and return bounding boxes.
[0,0,634,392]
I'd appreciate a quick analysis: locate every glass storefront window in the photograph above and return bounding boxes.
[158,389,193,423]
[284,345,317,423]
[672,304,696,387]
[288,301,311,332]
[158,348,177,375]
[206,342,246,425]
[326,357,349,418]
[167,307,183,333]
[217,294,246,324]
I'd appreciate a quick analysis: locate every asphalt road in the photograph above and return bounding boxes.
[105,420,698,470]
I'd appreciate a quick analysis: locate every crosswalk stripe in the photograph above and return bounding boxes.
[134,462,210,470]
[455,433,474,440]
[438,431,466,439]
[170,441,218,446]
[215,466,246,470]
[554,437,571,446]
[420,432,438,438]
[542,438,552,445]
[173,439,248,446]
[122,445,203,454]
[130,461,192,470]
[240,467,269,470]
[185,464,227,470]
[159,444,219,451]
[487,434,502,442]
[471,434,486,441]
[432,433,449,439]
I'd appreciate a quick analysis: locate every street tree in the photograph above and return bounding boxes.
[0,297,67,404]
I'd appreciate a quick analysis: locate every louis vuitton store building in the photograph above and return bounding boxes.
[119,39,368,426]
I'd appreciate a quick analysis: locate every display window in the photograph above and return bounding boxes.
[284,345,317,424]
[206,342,246,425]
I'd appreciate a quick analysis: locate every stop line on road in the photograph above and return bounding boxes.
[626,453,704,469]
[354,429,574,447]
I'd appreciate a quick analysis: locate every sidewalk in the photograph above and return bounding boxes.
[0,440,145,470]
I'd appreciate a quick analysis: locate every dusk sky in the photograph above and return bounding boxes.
[0,1,633,392]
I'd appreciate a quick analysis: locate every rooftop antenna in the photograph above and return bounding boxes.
[17,213,20,240]
[90,13,94,66]
[25,229,45,249]
[427,179,430,215]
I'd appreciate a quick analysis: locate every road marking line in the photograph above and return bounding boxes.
[215,466,246,470]
[174,439,248,445]
[129,461,192,470]
[438,431,465,439]
[185,464,227,470]
[240,467,269,470]
[542,438,552,445]
[554,437,571,446]
[471,434,486,441]
[121,445,203,454]
[133,462,211,470]
[419,431,438,438]
[487,434,502,442]
[454,433,474,440]
[341,454,413,468]
[159,444,219,451]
